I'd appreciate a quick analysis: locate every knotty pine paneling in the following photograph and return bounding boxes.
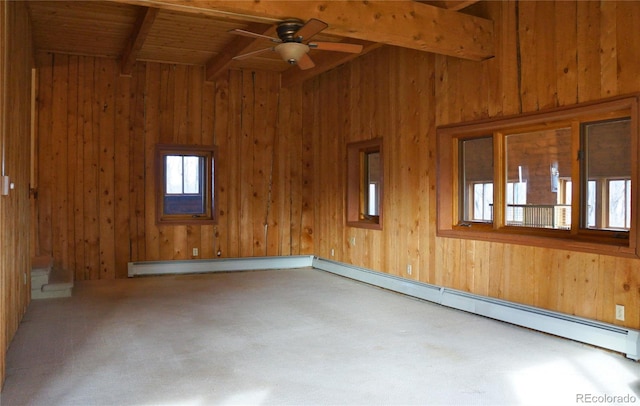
[30,0,640,336]
[434,1,640,329]
[304,1,640,330]
[35,56,313,281]
[0,0,33,387]
[302,46,436,283]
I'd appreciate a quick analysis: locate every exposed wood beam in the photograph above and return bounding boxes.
[205,23,273,81]
[281,40,383,88]
[417,1,479,12]
[111,0,494,61]
[120,6,158,76]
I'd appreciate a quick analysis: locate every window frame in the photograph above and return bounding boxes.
[436,94,640,258]
[156,144,217,225]
[347,138,383,230]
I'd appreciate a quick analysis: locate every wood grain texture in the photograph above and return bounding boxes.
[35,56,311,279]
[304,1,640,331]
[27,0,640,346]
[111,0,495,61]
[433,1,640,329]
[0,0,33,386]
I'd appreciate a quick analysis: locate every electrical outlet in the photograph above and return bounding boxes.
[349,237,356,246]
[615,305,625,321]
[331,248,335,257]
[406,264,412,275]
[192,248,199,257]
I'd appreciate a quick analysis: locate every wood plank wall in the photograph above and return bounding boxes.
[434,1,640,328]
[304,1,639,330]
[32,0,640,338]
[35,58,313,280]
[302,47,436,282]
[0,1,33,387]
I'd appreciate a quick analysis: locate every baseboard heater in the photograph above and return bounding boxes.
[128,255,314,277]
[127,255,639,361]
[312,257,640,362]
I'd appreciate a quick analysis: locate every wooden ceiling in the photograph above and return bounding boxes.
[27,0,491,85]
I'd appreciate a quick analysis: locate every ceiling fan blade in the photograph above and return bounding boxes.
[232,47,274,60]
[309,42,364,53]
[229,28,281,43]
[296,53,315,70]
[294,18,328,42]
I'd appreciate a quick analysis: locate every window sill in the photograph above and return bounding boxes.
[437,226,637,258]
[347,220,382,230]
[157,217,217,226]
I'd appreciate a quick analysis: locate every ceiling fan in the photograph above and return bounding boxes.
[230,18,364,70]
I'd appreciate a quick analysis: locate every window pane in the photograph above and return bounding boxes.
[164,154,206,215]
[586,180,596,227]
[461,137,493,223]
[583,118,631,231]
[506,181,527,223]
[609,180,631,228]
[165,155,183,194]
[627,180,632,229]
[183,156,201,194]
[472,183,493,221]
[365,151,381,216]
[368,183,377,215]
[505,127,572,229]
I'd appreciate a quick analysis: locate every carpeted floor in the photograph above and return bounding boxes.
[2,267,639,405]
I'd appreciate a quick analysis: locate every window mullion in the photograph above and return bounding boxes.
[181,156,186,195]
[493,132,505,230]
[570,120,581,235]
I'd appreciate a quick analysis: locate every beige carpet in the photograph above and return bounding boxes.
[2,267,639,405]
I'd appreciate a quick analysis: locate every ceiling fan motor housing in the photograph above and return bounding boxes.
[277,19,305,42]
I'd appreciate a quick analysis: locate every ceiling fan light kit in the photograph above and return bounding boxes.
[275,42,310,64]
[230,18,363,70]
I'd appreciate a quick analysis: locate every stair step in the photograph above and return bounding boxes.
[31,271,50,290]
[31,255,53,290]
[31,257,73,300]
[32,286,73,300]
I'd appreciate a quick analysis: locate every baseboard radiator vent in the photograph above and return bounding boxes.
[128,255,314,277]
[312,257,640,361]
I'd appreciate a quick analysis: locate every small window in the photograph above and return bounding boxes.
[347,138,383,229]
[156,144,216,224]
[437,95,640,257]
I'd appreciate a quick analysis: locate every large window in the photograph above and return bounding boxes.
[347,138,383,229]
[437,95,639,257]
[156,144,216,224]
